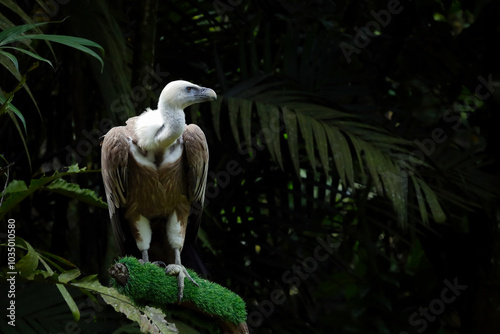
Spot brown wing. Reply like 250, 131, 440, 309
101, 125, 131, 252
182, 124, 209, 240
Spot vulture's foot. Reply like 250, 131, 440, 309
165, 264, 199, 302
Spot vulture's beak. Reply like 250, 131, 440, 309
197, 87, 217, 101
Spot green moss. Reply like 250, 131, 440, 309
110, 257, 247, 328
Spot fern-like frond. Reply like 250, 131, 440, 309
211, 82, 446, 227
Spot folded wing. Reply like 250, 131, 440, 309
183, 124, 209, 241
101, 126, 131, 252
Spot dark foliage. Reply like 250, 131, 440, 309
1, 0, 499, 333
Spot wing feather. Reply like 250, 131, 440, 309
183, 124, 209, 241
101, 126, 131, 251
183, 124, 209, 205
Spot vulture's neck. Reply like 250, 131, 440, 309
134, 106, 186, 152
157, 107, 185, 147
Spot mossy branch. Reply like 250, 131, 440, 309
110, 257, 249, 334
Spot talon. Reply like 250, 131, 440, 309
164, 264, 199, 303
153, 261, 167, 269
185, 270, 199, 287
177, 273, 185, 303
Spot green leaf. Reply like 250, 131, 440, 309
325, 126, 354, 189
15, 237, 39, 279
296, 111, 316, 171
18, 33, 104, 51
0, 21, 51, 45
6, 109, 30, 169
283, 107, 300, 178
0, 55, 41, 118
8, 102, 25, 128
58, 269, 82, 284
419, 180, 446, 223
411, 175, 429, 225
11, 34, 105, 72
73, 275, 178, 334
0, 50, 21, 80
45, 179, 108, 209
312, 119, 329, 177
3, 179, 27, 193
362, 141, 384, 194
0, 93, 26, 132
67, 164, 85, 173
72, 274, 101, 288
56, 284, 80, 322
0, 6, 54, 57
11, 237, 82, 323
0, 50, 18, 71
269, 105, 284, 169
1, 46, 53, 68
347, 134, 366, 179
256, 102, 283, 169
103, 294, 178, 334
380, 162, 407, 225
0, 164, 102, 218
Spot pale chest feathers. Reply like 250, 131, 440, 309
131, 108, 185, 168
159, 137, 184, 165
129, 136, 184, 169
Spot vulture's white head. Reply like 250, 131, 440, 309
158, 80, 217, 111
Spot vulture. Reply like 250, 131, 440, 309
101, 80, 216, 301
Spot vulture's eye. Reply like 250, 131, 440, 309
186, 87, 194, 93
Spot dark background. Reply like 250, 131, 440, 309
1, 0, 499, 333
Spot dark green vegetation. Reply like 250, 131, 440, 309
1, 0, 499, 333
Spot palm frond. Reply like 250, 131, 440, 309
211, 82, 447, 227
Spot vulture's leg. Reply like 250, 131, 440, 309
164, 212, 199, 302
132, 215, 153, 263
165, 248, 199, 302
